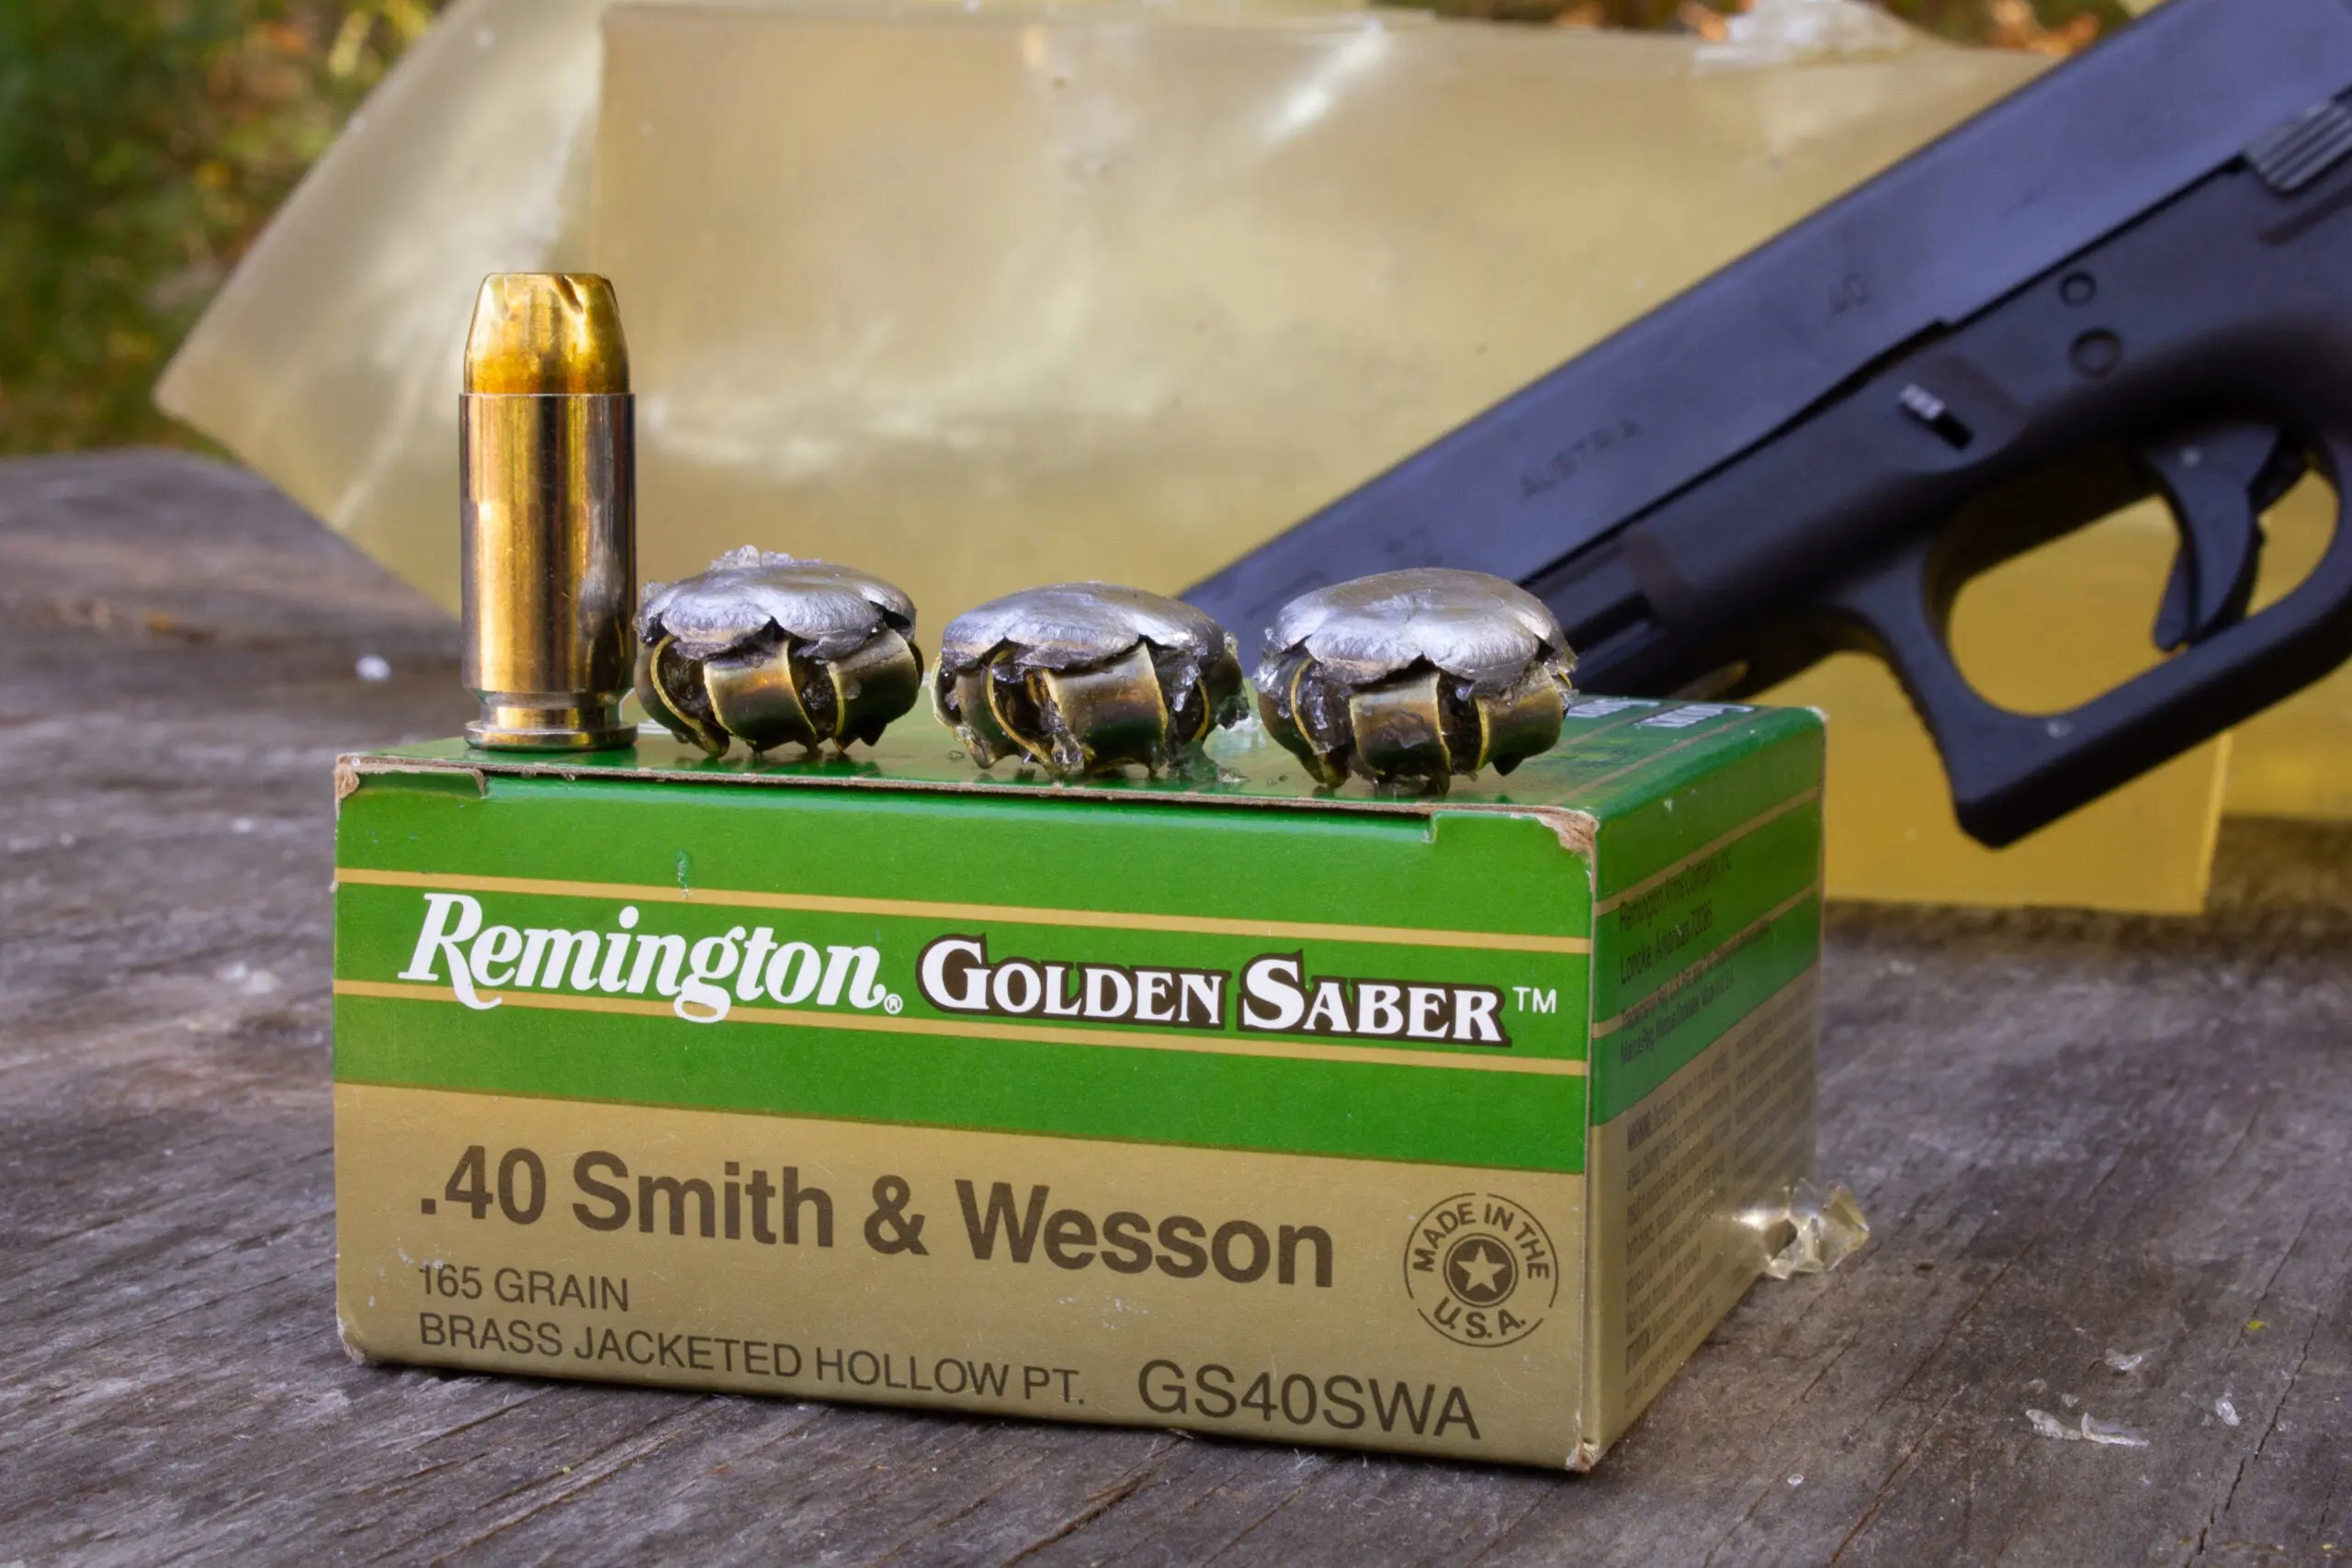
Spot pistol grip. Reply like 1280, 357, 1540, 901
1827, 443, 2352, 847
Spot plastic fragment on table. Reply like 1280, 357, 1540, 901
2081, 1415, 2152, 1448
2215, 1394, 2241, 1427
1759, 1179, 1870, 1280
2027, 1408, 2151, 1447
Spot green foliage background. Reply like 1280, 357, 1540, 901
0, 0, 442, 454
0, 0, 2117, 457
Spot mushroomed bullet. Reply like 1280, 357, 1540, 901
933, 583, 1245, 777
637, 548, 922, 757
1253, 569, 1576, 792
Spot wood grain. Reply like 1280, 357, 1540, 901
2, 450, 2344, 1566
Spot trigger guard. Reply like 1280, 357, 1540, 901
1826, 416, 2352, 847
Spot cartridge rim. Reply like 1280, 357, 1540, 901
465, 704, 638, 752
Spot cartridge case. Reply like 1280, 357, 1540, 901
461, 274, 637, 750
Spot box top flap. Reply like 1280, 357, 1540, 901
347, 699, 1815, 825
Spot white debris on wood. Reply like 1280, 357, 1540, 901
216, 961, 280, 997
2027, 1409, 2151, 1448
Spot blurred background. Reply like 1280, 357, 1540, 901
2, 0, 2121, 459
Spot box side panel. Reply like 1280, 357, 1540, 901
1579, 717, 1824, 1457
1586, 710, 1823, 1121
1579, 973, 1817, 1452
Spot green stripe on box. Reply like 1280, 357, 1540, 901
332, 991, 1590, 1171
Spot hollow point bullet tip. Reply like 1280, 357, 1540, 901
464, 273, 629, 397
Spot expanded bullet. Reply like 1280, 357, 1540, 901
460, 273, 637, 750
637, 547, 924, 759
933, 584, 1245, 777
1252, 569, 1577, 792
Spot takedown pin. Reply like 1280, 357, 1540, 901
459, 274, 638, 750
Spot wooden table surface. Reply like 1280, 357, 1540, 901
4, 449, 2346, 1567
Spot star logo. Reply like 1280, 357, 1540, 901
1402, 1191, 1557, 1348
1446, 1237, 1516, 1307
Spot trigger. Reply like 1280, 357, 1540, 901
2140, 421, 2301, 652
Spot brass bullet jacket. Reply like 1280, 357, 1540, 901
460, 273, 638, 751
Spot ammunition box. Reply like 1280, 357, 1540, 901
332, 699, 1823, 1469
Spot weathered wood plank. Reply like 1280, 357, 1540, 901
0, 449, 2344, 1566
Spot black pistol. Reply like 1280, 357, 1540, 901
1187, 0, 2352, 846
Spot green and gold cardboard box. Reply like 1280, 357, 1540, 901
332, 697, 1823, 1470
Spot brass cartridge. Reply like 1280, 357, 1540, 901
460, 273, 637, 750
